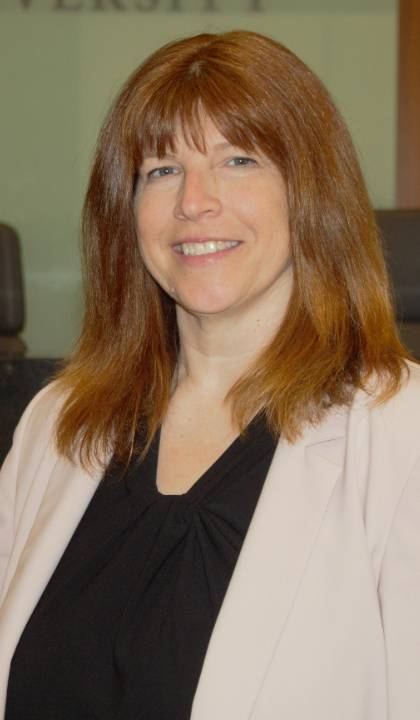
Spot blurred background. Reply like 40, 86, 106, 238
0, 0, 419, 460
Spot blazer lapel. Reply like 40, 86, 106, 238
191, 408, 348, 720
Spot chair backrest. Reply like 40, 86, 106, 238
375, 209, 420, 322
0, 223, 25, 335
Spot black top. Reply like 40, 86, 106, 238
6, 415, 277, 720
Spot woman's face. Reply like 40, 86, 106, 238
135, 115, 291, 321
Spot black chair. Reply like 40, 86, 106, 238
0, 223, 58, 465
0, 223, 25, 358
376, 209, 420, 359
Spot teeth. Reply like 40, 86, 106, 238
176, 241, 240, 256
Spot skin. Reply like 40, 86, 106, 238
134, 115, 293, 492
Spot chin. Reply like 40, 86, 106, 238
176, 293, 239, 318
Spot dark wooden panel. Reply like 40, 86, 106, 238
397, 0, 420, 207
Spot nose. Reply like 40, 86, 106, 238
173, 168, 222, 221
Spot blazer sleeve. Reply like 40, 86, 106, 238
0, 399, 33, 596
0, 385, 59, 598
378, 454, 420, 719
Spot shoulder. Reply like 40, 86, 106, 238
351, 360, 420, 450
0, 381, 67, 491
9, 381, 67, 460
18, 380, 67, 428
348, 360, 420, 479
345, 359, 420, 492
378, 359, 420, 415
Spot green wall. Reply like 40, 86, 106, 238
0, 3, 397, 356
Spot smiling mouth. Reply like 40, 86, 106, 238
173, 240, 241, 256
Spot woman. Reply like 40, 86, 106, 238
0, 30, 419, 720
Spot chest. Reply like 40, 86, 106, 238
156, 406, 241, 495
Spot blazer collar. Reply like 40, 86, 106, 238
191, 406, 348, 719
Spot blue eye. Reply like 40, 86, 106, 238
147, 166, 178, 179
228, 157, 257, 167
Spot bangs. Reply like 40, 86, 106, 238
134, 68, 270, 162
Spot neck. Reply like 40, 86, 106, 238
174, 268, 293, 398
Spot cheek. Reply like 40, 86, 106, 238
137, 237, 161, 281
136, 196, 173, 247
234, 183, 288, 222
135, 204, 159, 259
135, 214, 173, 290
135, 201, 149, 241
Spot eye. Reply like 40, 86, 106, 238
227, 156, 258, 168
146, 165, 180, 180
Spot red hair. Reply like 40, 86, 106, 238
54, 30, 412, 468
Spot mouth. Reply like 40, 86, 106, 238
173, 240, 242, 256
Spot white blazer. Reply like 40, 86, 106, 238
1, 363, 420, 720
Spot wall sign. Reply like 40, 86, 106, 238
16, 0, 264, 10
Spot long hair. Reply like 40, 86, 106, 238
55, 30, 411, 468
